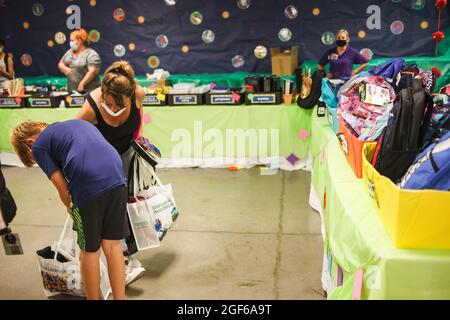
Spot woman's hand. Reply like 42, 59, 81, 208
77, 82, 85, 93
63, 67, 72, 77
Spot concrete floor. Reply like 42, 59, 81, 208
0, 166, 324, 300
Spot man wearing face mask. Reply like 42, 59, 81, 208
58, 28, 101, 93
318, 29, 368, 80
0, 39, 14, 90
76, 60, 147, 286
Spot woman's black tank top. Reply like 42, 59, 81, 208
86, 93, 140, 155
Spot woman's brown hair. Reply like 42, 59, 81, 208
11, 121, 48, 167
101, 60, 136, 109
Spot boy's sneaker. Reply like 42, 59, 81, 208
125, 265, 145, 286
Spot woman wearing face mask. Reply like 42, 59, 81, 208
58, 28, 101, 93
0, 39, 14, 90
318, 29, 368, 80
76, 60, 147, 285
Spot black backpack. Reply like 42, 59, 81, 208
296, 70, 324, 109
395, 64, 419, 94
372, 78, 433, 182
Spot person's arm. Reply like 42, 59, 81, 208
135, 84, 146, 137
58, 58, 72, 77
0, 54, 14, 80
49, 170, 70, 208
352, 49, 369, 77
318, 50, 333, 79
77, 65, 100, 93
352, 63, 368, 76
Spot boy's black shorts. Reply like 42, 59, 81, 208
71, 186, 129, 253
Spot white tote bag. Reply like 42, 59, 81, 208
37, 215, 112, 299
127, 153, 179, 250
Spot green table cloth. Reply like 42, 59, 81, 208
310, 110, 450, 300
0, 105, 313, 170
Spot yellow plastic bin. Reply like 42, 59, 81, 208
362, 143, 450, 250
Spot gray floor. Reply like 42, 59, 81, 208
0, 166, 324, 300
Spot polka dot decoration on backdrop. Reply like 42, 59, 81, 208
202, 30, 215, 44
47, 40, 54, 48
113, 8, 125, 22
182, 45, 190, 53
128, 43, 136, 51
411, 0, 426, 10
360, 48, 374, 60
165, 0, 176, 6
237, 0, 250, 10
420, 21, 429, 29
32, 3, 44, 16
148, 56, 160, 69
114, 44, 126, 57
90, 0, 96, 7
23, 21, 30, 29
21, 53, 32, 66
390, 20, 404, 35
278, 28, 292, 42
65, 6, 73, 14
54, 32, 66, 45
358, 30, 366, 39
284, 5, 298, 19
321, 32, 335, 45
88, 29, 100, 43
254, 45, 267, 59
232, 55, 245, 68
155, 35, 169, 48
138, 16, 145, 24
312, 8, 320, 16
222, 11, 230, 19
190, 11, 203, 25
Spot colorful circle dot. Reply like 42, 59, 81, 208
358, 30, 366, 39
47, 40, 54, 47
222, 11, 230, 19
23, 21, 30, 29
420, 21, 429, 29
182, 45, 189, 53
312, 8, 320, 16
138, 16, 145, 24
128, 43, 136, 51
90, 0, 96, 7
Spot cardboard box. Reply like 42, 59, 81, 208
270, 46, 299, 76
143, 94, 167, 106
0, 96, 28, 108
245, 92, 282, 105
362, 143, 450, 250
168, 94, 204, 106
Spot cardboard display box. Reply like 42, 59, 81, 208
245, 92, 282, 105
362, 143, 450, 250
0, 96, 28, 108
65, 95, 86, 108
143, 94, 167, 106
168, 93, 204, 106
270, 46, 299, 76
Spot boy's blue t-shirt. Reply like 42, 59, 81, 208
32, 119, 126, 207
318, 46, 368, 80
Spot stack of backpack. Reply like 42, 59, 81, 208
372, 78, 434, 182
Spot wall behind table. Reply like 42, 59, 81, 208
0, 0, 448, 77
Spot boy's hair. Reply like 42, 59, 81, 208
101, 60, 136, 109
70, 28, 90, 45
11, 121, 48, 167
